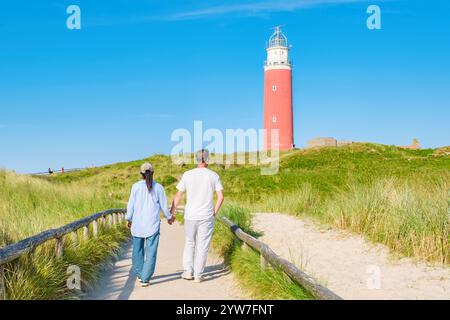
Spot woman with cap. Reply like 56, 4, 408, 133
125, 162, 175, 287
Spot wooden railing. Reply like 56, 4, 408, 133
0, 208, 126, 300
219, 216, 343, 300
0, 207, 342, 300
175, 206, 341, 300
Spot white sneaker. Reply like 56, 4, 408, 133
141, 282, 150, 287
181, 271, 193, 280
194, 276, 203, 283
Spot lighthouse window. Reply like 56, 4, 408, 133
272, 116, 277, 123
272, 85, 277, 91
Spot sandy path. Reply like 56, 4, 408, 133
253, 213, 450, 300
87, 221, 245, 300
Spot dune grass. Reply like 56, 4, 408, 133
5, 228, 128, 300
0, 170, 128, 299
243, 177, 449, 264
323, 178, 449, 263
0, 170, 121, 245
212, 205, 313, 300
219, 144, 449, 264
39, 143, 449, 265
1, 142, 448, 299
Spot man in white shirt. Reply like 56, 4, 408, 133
171, 149, 224, 283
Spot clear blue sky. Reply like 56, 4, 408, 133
1, 0, 449, 173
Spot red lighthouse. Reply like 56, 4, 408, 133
263, 27, 294, 150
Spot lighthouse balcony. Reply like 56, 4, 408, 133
264, 60, 292, 67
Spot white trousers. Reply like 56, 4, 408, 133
183, 216, 215, 278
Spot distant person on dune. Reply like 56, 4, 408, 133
126, 162, 175, 287
171, 149, 225, 283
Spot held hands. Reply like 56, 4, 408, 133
126, 214, 174, 227
167, 206, 176, 225
168, 214, 176, 225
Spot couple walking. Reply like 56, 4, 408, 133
125, 149, 224, 287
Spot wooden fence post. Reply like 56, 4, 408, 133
260, 254, 269, 270
83, 225, 89, 240
112, 213, 117, 226
72, 231, 78, 244
56, 237, 63, 258
108, 215, 112, 228
93, 220, 98, 238
0, 265, 5, 300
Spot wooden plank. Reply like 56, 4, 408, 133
71, 231, 78, 244
219, 216, 343, 300
93, 220, 98, 238
56, 237, 63, 258
0, 208, 126, 265
260, 253, 269, 269
83, 226, 89, 240
220, 217, 263, 251
261, 244, 342, 300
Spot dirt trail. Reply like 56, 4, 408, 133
87, 221, 245, 300
253, 213, 450, 300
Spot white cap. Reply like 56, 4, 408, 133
140, 162, 153, 174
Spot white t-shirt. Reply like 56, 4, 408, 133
176, 168, 223, 220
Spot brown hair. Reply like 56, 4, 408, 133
141, 170, 153, 192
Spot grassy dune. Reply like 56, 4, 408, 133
0, 170, 123, 245
2, 143, 448, 298
45, 143, 449, 264
244, 177, 449, 263
233, 145, 449, 264
0, 170, 128, 299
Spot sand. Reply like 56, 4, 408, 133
253, 212, 450, 300
87, 220, 245, 300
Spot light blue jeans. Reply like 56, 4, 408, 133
131, 231, 160, 283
